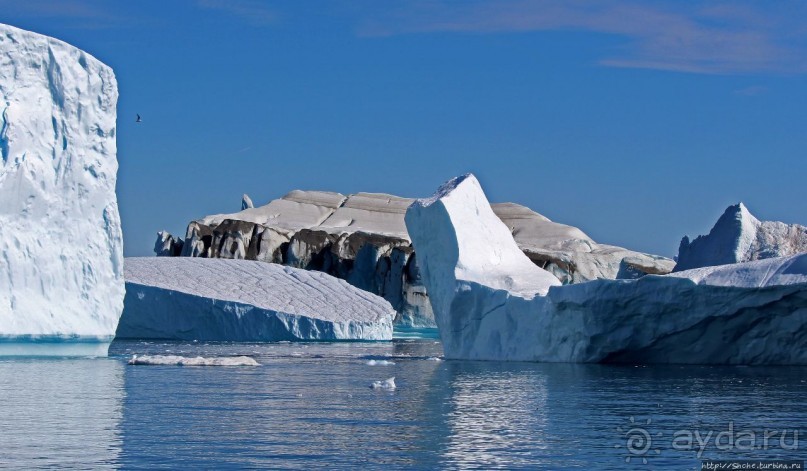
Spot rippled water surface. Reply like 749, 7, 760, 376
0, 339, 805, 469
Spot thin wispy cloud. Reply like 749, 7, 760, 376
0, 0, 106, 18
734, 85, 768, 96
196, 0, 277, 26
356, 0, 807, 75
0, 0, 161, 30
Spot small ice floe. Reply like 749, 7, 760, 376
128, 354, 260, 366
366, 359, 395, 366
370, 377, 396, 390
425, 357, 443, 362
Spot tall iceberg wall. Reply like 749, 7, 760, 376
0, 24, 123, 355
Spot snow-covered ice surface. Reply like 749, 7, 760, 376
198, 191, 412, 240
675, 203, 807, 271
197, 190, 346, 229
665, 254, 807, 288
128, 354, 260, 366
0, 24, 123, 355
317, 192, 413, 238
492, 202, 674, 283
406, 174, 807, 365
119, 257, 394, 341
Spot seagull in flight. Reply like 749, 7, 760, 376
136, 114, 142, 123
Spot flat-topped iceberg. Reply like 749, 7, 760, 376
118, 257, 394, 341
0, 24, 123, 355
405, 174, 807, 365
170, 190, 432, 326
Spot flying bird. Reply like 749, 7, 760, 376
136, 114, 142, 123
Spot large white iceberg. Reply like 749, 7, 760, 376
405, 174, 807, 364
118, 257, 394, 341
0, 24, 123, 355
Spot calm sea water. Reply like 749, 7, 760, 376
0, 338, 805, 470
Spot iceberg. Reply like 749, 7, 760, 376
675, 202, 807, 271
178, 190, 434, 326
405, 174, 807, 365
0, 24, 123, 355
118, 257, 394, 341
160, 186, 673, 327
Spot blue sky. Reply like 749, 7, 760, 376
2, 0, 806, 257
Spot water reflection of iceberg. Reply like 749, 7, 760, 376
441, 363, 549, 469
0, 358, 123, 468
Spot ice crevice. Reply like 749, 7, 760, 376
0, 105, 8, 163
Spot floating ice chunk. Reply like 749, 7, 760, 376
128, 354, 260, 366
366, 360, 396, 366
370, 377, 396, 390
425, 357, 443, 362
